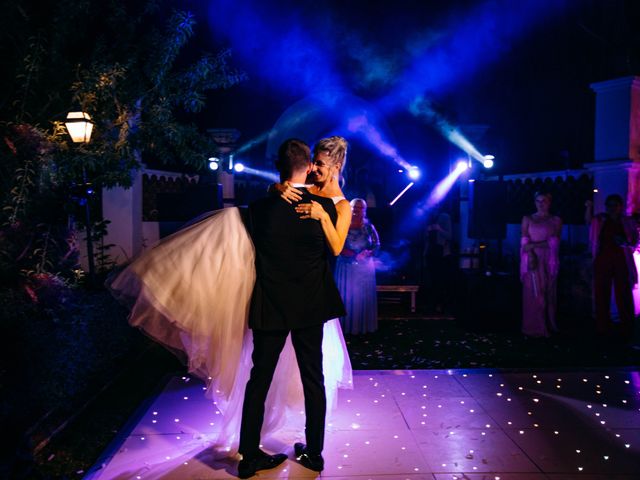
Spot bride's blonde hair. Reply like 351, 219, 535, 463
313, 136, 348, 173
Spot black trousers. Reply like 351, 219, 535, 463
238, 324, 326, 457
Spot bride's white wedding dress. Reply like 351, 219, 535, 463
109, 206, 352, 454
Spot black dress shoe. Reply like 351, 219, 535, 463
237, 450, 287, 478
294, 442, 324, 472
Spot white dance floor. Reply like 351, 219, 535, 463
85, 369, 640, 479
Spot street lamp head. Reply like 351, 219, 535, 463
65, 111, 94, 143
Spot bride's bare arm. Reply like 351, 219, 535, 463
268, 181, 303, 204
296, 199, 351, 255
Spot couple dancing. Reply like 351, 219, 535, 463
109, 136, 352, 478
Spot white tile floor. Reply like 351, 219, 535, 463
85, 369, 640, 479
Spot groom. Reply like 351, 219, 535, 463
237, 138, 345, 478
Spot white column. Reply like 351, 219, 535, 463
220, 171, 235, 207
589, 76, 640, 214
588, 76, 640, 316
102, 170, 143, 264
584, 160, 639, 214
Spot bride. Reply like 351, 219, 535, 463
108, 136, 352, 455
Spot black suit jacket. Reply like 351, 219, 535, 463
247, 189, 345, 330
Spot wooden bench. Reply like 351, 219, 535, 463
376, 285, 419, 313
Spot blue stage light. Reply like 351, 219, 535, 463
408, 166, 421, 180
233, 162, 245, 173
483, 155, 495, 169
456, 160, 469, 171
208, 157, 220, 171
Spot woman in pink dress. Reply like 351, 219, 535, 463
520, 191, 563, 337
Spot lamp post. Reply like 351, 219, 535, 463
64, 111, 96, 285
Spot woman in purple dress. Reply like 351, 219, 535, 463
335, 198, 380, 334
520, 191, 562, 337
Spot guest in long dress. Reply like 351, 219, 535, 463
589, 194, 639, 339
335, 198, 380, 334
520, 191, 562, 337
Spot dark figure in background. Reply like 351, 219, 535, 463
589, 194, 639, 340
335, 198, 380, 334
238, 139, 345, 478
348, 167, 378, 208
520, 191, 562, 337
423, 207, 454, 314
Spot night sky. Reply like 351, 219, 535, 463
2, 0, 638, 188
182, 0, 639, 182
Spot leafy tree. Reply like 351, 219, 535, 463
0, 0, 245, 288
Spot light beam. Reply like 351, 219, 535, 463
389, 182, 415, 206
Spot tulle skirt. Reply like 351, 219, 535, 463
108, 207, 352, 454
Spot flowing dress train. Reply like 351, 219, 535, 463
108, 207, 352, 454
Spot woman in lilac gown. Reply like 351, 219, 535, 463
334, 198, 380, 334
520, 191, 563, 337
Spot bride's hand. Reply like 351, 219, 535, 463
295, 200, 327, 221
274, 181, 303, 204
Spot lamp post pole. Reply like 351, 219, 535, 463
81, 166, 96, 285
65, 111, 96, 286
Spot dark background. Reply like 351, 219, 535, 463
186, 0, 640, 179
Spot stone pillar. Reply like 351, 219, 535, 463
587, 76, 640, 317
102, 169, 143, 264
208, 128, 240, 206
587, 76, 640, 214
219, 171, 236, 207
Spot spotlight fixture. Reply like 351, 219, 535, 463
408, 166, 421, 180
483, 154, 495, 169
208, 157, 220, 171
456, 160, 469, 171
233, 162, 245, 173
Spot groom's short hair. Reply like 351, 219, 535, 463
276, 139, 310, 179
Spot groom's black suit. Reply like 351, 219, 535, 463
239, 188, 345, 457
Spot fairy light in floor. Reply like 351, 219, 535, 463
96, 370, 640, 478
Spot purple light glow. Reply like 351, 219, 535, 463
240, 167, 279, 182
410, 98, 487, 164
408, 167, 421, 180
348, 114, 412, 170
418, 161, 468, 212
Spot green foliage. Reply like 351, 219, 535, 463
92, 219, 117, 274
0, 0, 245, 287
